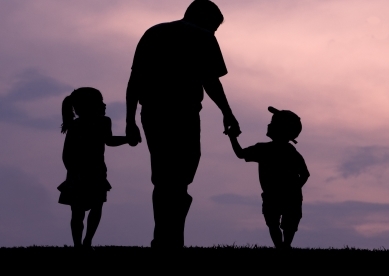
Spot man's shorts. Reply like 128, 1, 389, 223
141, 106, 201, 186
261, 193, 302, 232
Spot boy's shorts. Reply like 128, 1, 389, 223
261, 193, 302, 232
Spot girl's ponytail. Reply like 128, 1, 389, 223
61, 94, 75, 134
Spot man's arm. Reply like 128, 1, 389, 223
203, 78, 241, 137
126, 70, 142, 146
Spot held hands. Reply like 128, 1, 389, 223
126, 123, 142, 147
223, 113, 241, 138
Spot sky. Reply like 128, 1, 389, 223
1, 0, 389, 249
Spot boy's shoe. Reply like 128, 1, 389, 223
82, 243, 96, 253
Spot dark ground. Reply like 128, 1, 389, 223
1, 246, 387, 274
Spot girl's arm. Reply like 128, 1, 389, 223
104, 117, 129, 147
106, 136, 129, 147
228, 134, 245, 159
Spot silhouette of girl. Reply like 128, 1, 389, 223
58, 87, 128, 249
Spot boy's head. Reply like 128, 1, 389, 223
266, 106, 302, 144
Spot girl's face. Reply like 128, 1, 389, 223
92, 93, 106, 116
83, 92, 106, 117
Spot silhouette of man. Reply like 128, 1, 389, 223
126, 0, 241, 248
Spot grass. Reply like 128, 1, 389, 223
1, 245, 388, 273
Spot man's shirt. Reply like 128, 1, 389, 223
131, 20, 227, 111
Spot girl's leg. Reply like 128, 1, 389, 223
71, 205, 86, 248
83, 202, 104, 247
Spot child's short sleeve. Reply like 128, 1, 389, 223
242, 143, 263, 163
296, 152, 310, 178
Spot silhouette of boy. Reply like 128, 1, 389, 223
227, 106, 310, 249
126, 0, 241, 248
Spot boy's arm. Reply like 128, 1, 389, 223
228, 135, 245, 159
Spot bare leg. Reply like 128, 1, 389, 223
283, 230, 296, 248
71, 206, 85, 248
269, 226, 283, 249
83, 203, 103, 247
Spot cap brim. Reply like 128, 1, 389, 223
268, 106, 279, 114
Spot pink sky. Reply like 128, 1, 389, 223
1, 0, 389, 248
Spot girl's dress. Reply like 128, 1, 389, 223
58, 116, 112, 210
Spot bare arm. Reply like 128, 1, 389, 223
203, 78, 241, 137
106, 136, 129, 147
126, 70, 139, 125
228, 134, 245, 159
126, 70, 142, 146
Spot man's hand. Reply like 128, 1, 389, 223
126, 123, 142, 147
223, 113, 241, 137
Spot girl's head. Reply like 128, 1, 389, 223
61, 87, 106, 133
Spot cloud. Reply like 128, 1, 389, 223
106, 101, 126, 121
210, 193, 389, 247
0, 165, 65, 246
337, 146, 389, 178
211, 193, 260, 206
5, 69, 72, 103
0, 69, 72, 130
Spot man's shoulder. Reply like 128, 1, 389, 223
146, 20, 214, 38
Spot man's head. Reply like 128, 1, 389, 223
266, 106, 302, 144
183, 0, 224, 32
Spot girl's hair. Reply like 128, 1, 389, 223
184, 0, 224, 28
61, 87, 101, 134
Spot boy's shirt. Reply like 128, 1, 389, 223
242, 141, 309, 199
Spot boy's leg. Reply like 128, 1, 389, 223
263, 212, 283, 249
283, 231, 296, 248
280, 202, 302, 249
83, 202, 104, 247
71, 205, 85, 248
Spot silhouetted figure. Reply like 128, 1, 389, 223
126, 0, 241, 248
227, 107, 310, 249
58, 87, 128, 250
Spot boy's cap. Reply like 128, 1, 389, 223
268, 106, 302, 144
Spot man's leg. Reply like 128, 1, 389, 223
151, 185, 192, 248
142, 108, 200, 248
